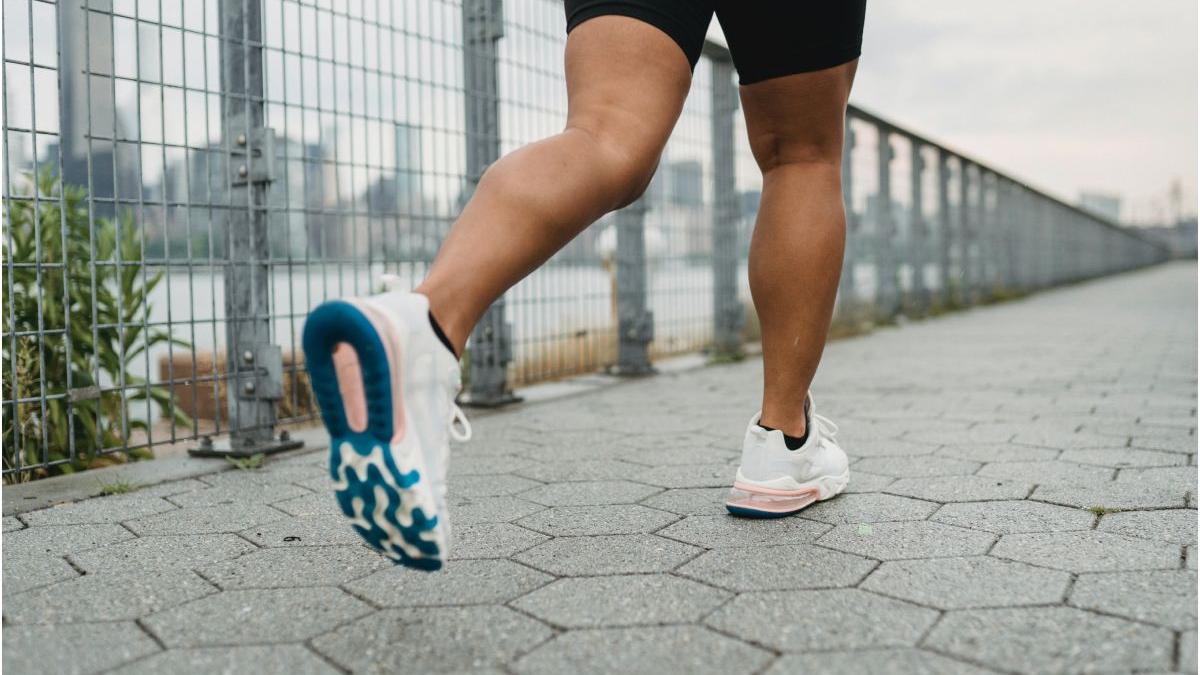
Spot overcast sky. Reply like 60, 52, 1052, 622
840, 1, 1196, 224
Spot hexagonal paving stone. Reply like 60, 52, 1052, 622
931, 500, 1095, 534
924, 606, 1174, 673
449, 522, 548, 559
637, 463, 736, 489
677, 544, 875, 592
977, 460, 1114, 486
313, 606, 552, 673
19, 494, 178, 526
3, 570, 215, 624
640, 488, 729, 515
448, 474, 542, 498
1011, 429, 1116, 450
861, 556, 1070, 609
657, 514, 828, 547
68, 533, 257, 573
238, 514, 364, 547
2, 516, 24, 532
167, 483, 310, 508
516, 504, 678, 536
1182, 629, 1198, 673
448, 454, 534, 476
1098, 509, 1198, 544
515, 534, 700, 576
515, 459, 646, 482
520, 480, 661, 506
344, 559, 551, 607
271, 491, 341, 517
764, 648, 995, 675
843, 471, 896, 493
144, 587, 372, 647
109, 645, 339, 675
199, 545, 389, 589
124, 503, 288, 536
448, 495, 545, 525
885, 475, 1032, 502
937, 443, 1060, 463
1060, 448, 1188, 468
802, 493, 938, 525
615, 444, 737, 467
3, 523, 134, 557
3, 554, 78, 595
853, 456, 981, 478
706, 588, 937, 651
991, 531, 1180, 572
513, 625, 771, 675
844, 438, 936, 458
513, 575, 730, 628
817, 521, 994, 560
3, 621, 160, 675
1116, 465, 1198, 493
1031, 481, 1188, 511
1070, 570, 1197, 630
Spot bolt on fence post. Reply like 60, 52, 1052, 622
710, 56, 743, 359
613, 196, 654, 375
461, 0, 519, 407
937, 149, 954, 307
193, 0, 300, 458
875, 126, 900, 319
837, 118, 859, 318
908, 140, 928, 314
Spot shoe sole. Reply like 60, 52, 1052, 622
302, 300, 444, 571
725, 470, 850, 518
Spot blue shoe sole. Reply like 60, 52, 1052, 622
302, 300, 443, 571
725, 504, 803, 519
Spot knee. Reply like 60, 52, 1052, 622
749, 128, 844, 175
569, 126, 661, 210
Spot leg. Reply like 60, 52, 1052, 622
743, 61, 858, 437
415, 16, 692, 354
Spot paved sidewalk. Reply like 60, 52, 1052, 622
4, 263, 1197, 675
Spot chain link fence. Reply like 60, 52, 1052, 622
3, 0, 1169, 479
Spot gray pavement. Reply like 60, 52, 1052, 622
4, 262, 1197, 675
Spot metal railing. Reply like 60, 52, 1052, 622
2, 0, 1169, 479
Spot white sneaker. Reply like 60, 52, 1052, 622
726, 395, 849, 517
302, 286, 470, 570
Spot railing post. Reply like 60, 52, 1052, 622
710, 56, 743, 358
838, 119, 858, 314
193, 0, 300, 458
977, 171, 992, 298
908, 141, 928, 314
958, 160, 974, 305
937, 149, 953, 306
875, 126, 900, 318
613, 197, 654, 375
461, 0, 519, 407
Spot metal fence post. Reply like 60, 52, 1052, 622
908, 141, 928, 314
958, 160, 974, 305
462, 0, 519, 407
711, 56, 743, 358
613, 197, 654, 374
838, 119, 858, 312
193, 0, 300, 458
937, 149, 953, 306
875, 126, 900, 319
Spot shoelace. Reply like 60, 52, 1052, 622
811, 411, 838, 441
449, 402, 473, 442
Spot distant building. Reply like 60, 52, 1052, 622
1078, 191, 1122, 222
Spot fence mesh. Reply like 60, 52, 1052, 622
2, 0, 1169, 479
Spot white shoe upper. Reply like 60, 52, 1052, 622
362, 283, 470, 534
735, 396, 848, 493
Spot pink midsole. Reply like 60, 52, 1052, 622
731, 480, 820, 497
334, 299, 406, 444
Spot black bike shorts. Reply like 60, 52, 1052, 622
564, 0, 866, 84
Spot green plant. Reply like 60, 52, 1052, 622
226, 453, 266, 470
97, 479, 137, 496
3, 169, 190, 482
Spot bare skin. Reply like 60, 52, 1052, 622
416, 16, 857, 439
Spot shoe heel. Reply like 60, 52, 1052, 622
725, 481, 820, 518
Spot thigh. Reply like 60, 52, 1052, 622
562, 14, 695, 162
716, 1, 866, 85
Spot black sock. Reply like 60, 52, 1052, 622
758, 423, 808, 450
428, 311, 458, 358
